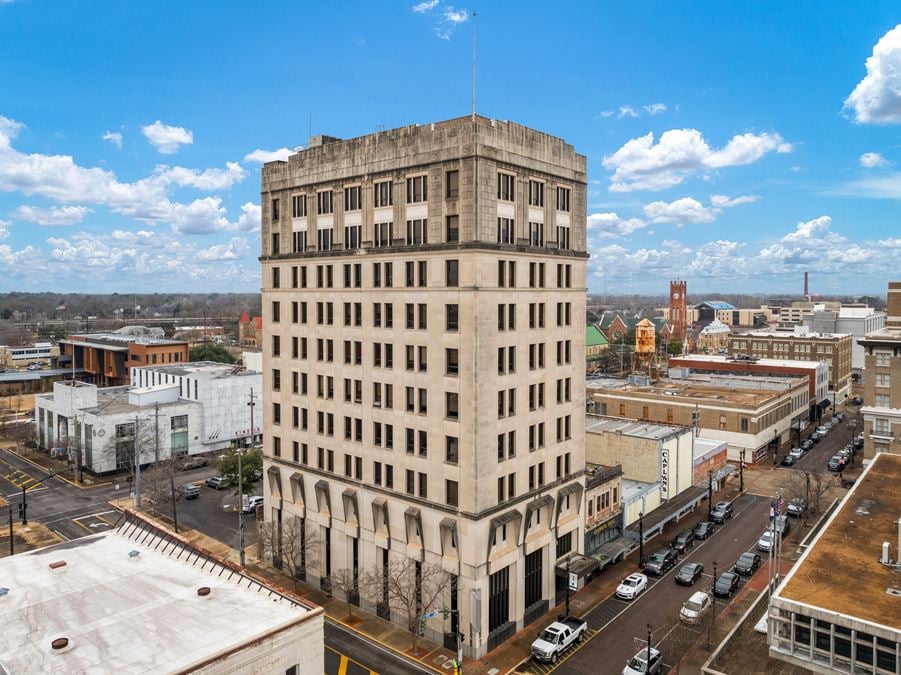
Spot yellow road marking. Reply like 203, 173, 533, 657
71, 517, 95, 533
95, 513, 116, 526
325, 645, 378, 675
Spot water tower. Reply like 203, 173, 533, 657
633, 318, 658, 374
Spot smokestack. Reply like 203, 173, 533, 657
804, 272, 809, 300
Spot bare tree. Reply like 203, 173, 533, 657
142, 453, 193, 533
331, 567, 361, 618
364, 558, 451, 656
258, 515, 319, 591
781, 469, 836, 519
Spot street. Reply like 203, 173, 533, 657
790, 403, 862, 476
541, 494, 773, 675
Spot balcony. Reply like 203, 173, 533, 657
870, 431, 895, 443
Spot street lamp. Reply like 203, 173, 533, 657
707, 471, 713, 520
772, 429, 779, 466
638, 511, 645, 568
739, 449, 746, 493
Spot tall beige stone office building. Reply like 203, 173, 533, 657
859, 281, 901, 459
259, 116, 587, 657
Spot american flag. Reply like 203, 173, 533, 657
776, 494, 785, 515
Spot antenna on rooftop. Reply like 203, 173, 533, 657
471, 10, 477, 119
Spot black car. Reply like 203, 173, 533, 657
644, 549, 678, 576
786, 498, 807, 518
781, 454, 797, 467
809, 431, 821, 442
675, 562, 704, 586
693, 521, 715, 540
734, 552, 761, 576
714, 571, 741, 598
827, 455, 846, 472
710, 501, 734, 523
801, 439, 814, 451
671, 530, 696, 554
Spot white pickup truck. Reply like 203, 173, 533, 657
530, 616, 588, 663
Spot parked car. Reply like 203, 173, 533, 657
241, 495, 264, 513
616, 573, 649, 600
714, 571, 741, 598
693, 521, 716, 540
835, 412, 844, 421
531, 616, 588, 663
789, 447, 804, 459
205, 475, 231, 490
250, 468, 263, 482
816, 425, 829, 435
680, 591, 712, 625
787, 499, 807, 517
801, 439, 814, 451
177, 483, 200, 499
774, 515, 790, 536
181, 455, 208, 470
734, 552, 761, 575
757, 530, 775, 552
675, 562, 704, 586
809, 431, 822, 442
671, 530, 696, 554
710, 501, 734, 523
644, 549, 678, 576
827, 455, 846, 472
851, 396, 862, 406
622, 646, 663, 675
781, 454, 798, 467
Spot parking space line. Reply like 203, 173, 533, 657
324, 645, 379, 675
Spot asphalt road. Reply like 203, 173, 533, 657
324, 621, 436, 675
789, 404, 862, 476
548, 493, 772, 675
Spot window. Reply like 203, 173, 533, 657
556, 186, 571, 212
406, 219, 427, 245
875, 352, 891, 367
529, 221, 545, 247
446, 480, 459, 507
556, 223, 570, 250
406, 175, 428, 203
271, 198, 280, 222
445, 215, 459, 242
418, 472, 427, 499
446, 436, 458, 464
317, 227, 333, 251
293, 228, 307, 253
446, 304, 459, 331
344, 224, 361, 250
417, 260, 427, 287
374, 180, 393, 207
497, 172, 515, 201
272, 369, 281, 391
317, 190, 333, 215
446, 348, 459, 376
446, 259, 459, 287
876, 373, 891, 387
374, 222, 393, 247
270, 232, 280, 255
272, 335, 281, 357
406, 470, 415, 495
876, 394, 890, 407
446, 170, 459, 198
344, 186, 361, 211
446, 392, 459, 420
272, 301, 280, 322
497, 217, 514, 244
528, 180, 544, 207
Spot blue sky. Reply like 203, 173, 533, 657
1, 1, 899, 296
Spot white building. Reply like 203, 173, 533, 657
0, 342, 58, 367
130, 362, 263, 449
804, 305, 886, 377
0, 511, 324, 674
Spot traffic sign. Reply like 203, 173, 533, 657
423, 610, 439, 620
568, 572, 578, 592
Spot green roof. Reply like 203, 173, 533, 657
586, 325, 609, 347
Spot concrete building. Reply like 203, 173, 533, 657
804, 305, 886, 378
583, 463, 623, 557
259, 116, 587, 656
60, 327, 189, 386
728, 326, 852, 398
172, 325, 227, 345
239, 310, 263, 349
669, 280, 688, 342
858, 281, 901, 459
0, 342, 59, 368
668, 354, 830, 421
587, 373, 810, 463
697, 319, 731, 353
0, 511, 324, 674
768, 452, 901, 674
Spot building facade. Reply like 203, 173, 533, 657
239, 310, 263, 349
728, 327, 852, 397
858, 282, 901, 459
583, 463, 623, 557
259, 116, 587, 657
0, 342, 59, 367
804, 306, 886, 377
697, 319, 731, 353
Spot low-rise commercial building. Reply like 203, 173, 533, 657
768, 452, 901, 674
697, 319, 731, 353
858, 281, 901, 459
586, 325, 609, 372
0, 342, 59, 367
0, 511, 324, 674
728, 327, 852, 398
583, 463, 623, 557
60, 327, 189, 386
804, 305, 886, 377
587, 373, 810, 463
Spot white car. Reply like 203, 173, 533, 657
816, 425, 829, 435
680, 591, 712, 625
241, 495, 264, 513
789, 447, 804, 459
615, 573, 648, 600
623, 646, 663, 675
757, 530, 775, 552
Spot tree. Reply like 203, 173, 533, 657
216, 446, 262, 496
189, 343, 236, 364
781, 469, 835, 520
142, 453, 194, 533
331, 567, 361, 618
258, 515, 319, 590
667, 340, 683, 356
363, 558, 451, 656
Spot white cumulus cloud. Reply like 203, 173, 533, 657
197, 237, 251, 262
10, 204, 91, 226
602, 128, 792, 192
154, 162, 246, 190
141, 120, 194, 154
587, 212, 647, 238
643, 197, 716, 225
412, 0, 438, 11
845, 25, 901, 124
244, 147, 293, 163
102, 131, 123, 149
643, 103, 667, 115
709, 194, 761, 208
859, 152, 888, 168
0, 219, 9, 240
618, 106, 639, 118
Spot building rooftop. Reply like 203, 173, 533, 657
585, 414, 684, 441
0, 512, 320, 673
671, 354, 823, 371
696, 301, 736, 310
859, 325, 901, 345
63, 332, 184, 346
134, 361, 260, 380
838, 306, 882, 319
586, 325, 609, 347
777, 453, 901, 631
737, 328, 850, 340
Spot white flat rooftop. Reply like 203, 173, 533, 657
585, 414, 684, 441
672, 354, 823, 370
134, 361, 259, 380
0, 514, 318, 674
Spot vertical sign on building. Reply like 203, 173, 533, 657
660, 446, 670, 499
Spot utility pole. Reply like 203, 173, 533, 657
133, 415, 142, 509
638, 511, 645, 567
240, 388, 257, 567
739, 448, 745, 493
153, 402, 160, 463
707, 471, 713, 520
646, 624, 653, 670
565, 554, 571, 617
708, 560, 718, 648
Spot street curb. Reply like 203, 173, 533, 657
324, 615, 446, 675
4, 448, 112, 489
